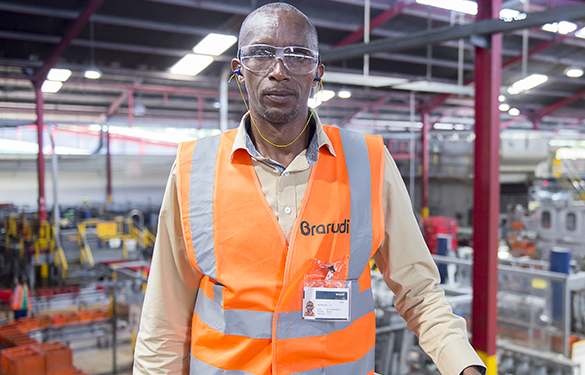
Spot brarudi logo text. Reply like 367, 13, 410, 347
300, 219, 350, 236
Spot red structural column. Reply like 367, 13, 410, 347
35, 86, 47, 221
421, 110, 430, 218
472, 0, 501, 373
106, 128, 112, 204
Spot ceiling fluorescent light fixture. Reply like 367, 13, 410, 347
170, 54, 214, 76
320, 90, 336, 102
507, 74, 548, 95
308, 89, 336, 108
576, 27, 585, 39
542, 21, 577, 35
434, 123, 454, 130
193, 33, 237, 56
338, 89, 352, 99
508, 108, 520, 116
84, 68, 102, 79
558, 21, 577, 34
499, 103, 510, 112
415, 0, 477, 15
41, 80, 63, 93
322, 72, 407, 87
499, 9, 526, 22
47, 68, 72, 82
393, 80, 474, 95
565, 67, 584, 78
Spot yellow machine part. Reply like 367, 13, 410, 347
97, 222, 119, 240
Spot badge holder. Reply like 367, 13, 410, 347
302, 258, 351, 321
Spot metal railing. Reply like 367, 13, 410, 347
433, 254, 585, 358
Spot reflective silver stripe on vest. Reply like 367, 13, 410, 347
276, 283, 374, 339
339, 129, 373, 280
195, 283, 373, 340
189, 135, 221, 279
291, 346, 375, 375
195, 287, 274, 339
190, 355, 254, 375
190, 338, 375, 375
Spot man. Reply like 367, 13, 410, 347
12, 275, 31, 320
134, 3, 485, 375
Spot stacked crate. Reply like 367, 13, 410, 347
0, 307, 111, 375
1, 342, 72, 375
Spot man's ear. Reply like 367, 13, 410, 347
312, 64, 325, 88
231, 59, 245, 83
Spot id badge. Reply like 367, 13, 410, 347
302, 281, 351, 321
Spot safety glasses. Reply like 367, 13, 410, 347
239, 44, 320, 75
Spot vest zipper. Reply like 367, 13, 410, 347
270, 162, 319, 375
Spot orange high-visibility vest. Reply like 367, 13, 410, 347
12, 285, 31, 311
177, 125, 385, 375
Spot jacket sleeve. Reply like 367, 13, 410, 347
133, 163, 202, 375
373, 149, 485, 375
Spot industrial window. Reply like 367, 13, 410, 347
542, 211, 551, 229
566, 213, 577, 231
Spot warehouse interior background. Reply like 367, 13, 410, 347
1, 0, 585, 374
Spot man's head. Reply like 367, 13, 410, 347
232, 3, 324, 126
238, 3, 318, 51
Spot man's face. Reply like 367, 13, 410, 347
232, 10, 324, 126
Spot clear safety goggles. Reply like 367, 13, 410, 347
239, 44, 320, 75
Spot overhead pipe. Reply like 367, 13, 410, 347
106, 127, 112, 204
420, 111, 430, 218
49, 125, 63, 253
408, 91, 415, 206
128, 90, 134, 127
521, 0, 530, 77
198, 95, 203, 129
34, 86, 47, 221
457, 13, 465, 87
363, 0, 370, 76
219, 66, 230, 132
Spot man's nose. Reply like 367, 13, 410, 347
268, 58, 289, 80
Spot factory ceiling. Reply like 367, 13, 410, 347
1, 0, 585, 134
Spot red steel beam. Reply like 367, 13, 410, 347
31, 0, 106, 86
472, 0, 501, 373
97, 90, 130, 123
535, 88, 585, 122
333, 1, 409, 47
31, 0, 105, 220
348, 96, 390, 122
420, 111, 430, 218
107, 90, 130, 117
502, 35, 568, 69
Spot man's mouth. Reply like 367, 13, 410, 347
263, 90, 296, 102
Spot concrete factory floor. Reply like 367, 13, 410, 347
72, 342, 134, 375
